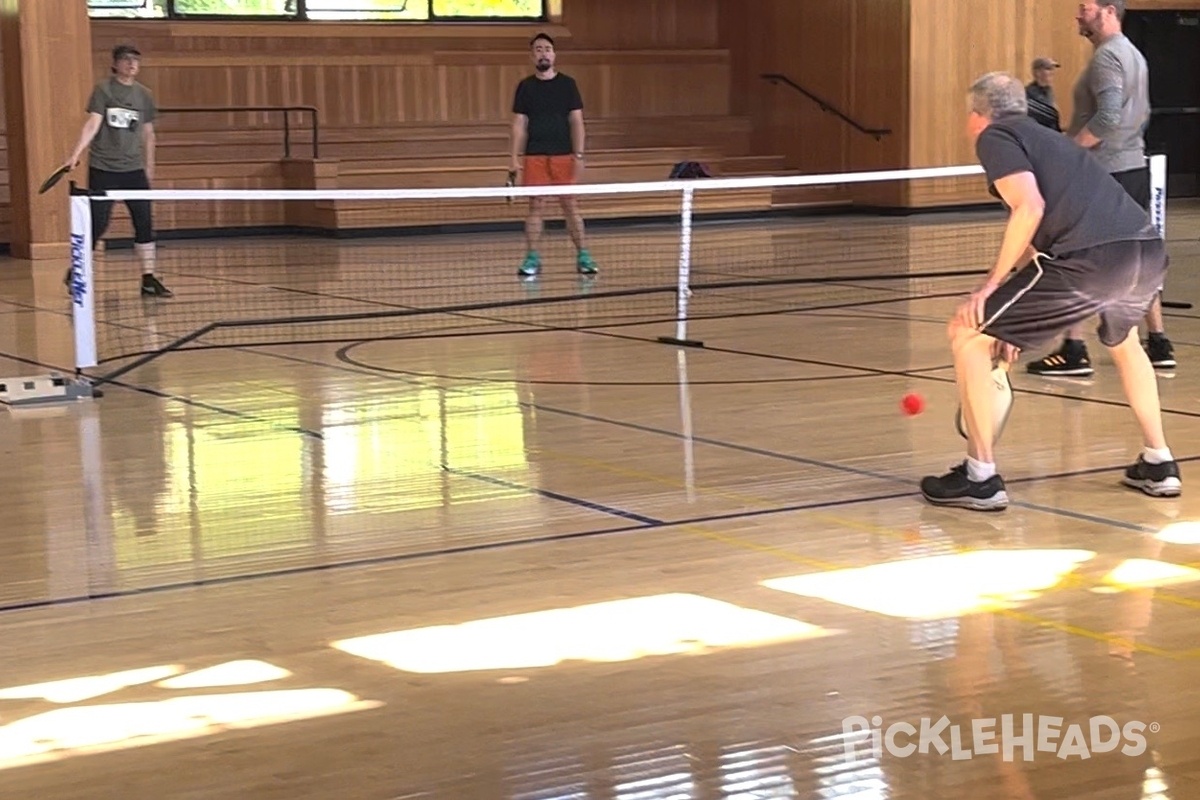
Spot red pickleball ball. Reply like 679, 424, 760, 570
900, 392, 924, 416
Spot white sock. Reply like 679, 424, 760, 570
135, 242, 157, 276
966, 456, 996, 482
1143, 447, 1173, 465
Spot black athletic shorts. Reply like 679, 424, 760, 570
979, 238, 1169, 351
89, 167, 155, 246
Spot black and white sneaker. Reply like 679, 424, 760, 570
141, 274, 173, 298
920, 462, 1009, 511
1145, 335, 1176, 370
1122, 456, 1181, 497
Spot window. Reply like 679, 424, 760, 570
86, 0, 545, 20
87, 0, 167, 18
172, 0, 293, 14
432, 0, 542, 17
303, 0, 426, 21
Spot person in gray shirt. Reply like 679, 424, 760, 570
63, 44, 171, 298
1025, 0, 1174, 377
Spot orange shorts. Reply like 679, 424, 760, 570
522, 154, 577, 187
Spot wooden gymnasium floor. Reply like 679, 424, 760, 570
2, 203, 1200, 799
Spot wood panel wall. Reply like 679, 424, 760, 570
561, 0, 719, 49
1129, 0, 1200, 8
900, 0, 1200, 206
2, 0, 1193, 251
720, 0, 908, 176
89, 0, 725, 134
1, 0, 93, 259
719, 0, 1197, 208
718, 0, 908, 206
906, 0, 1093, 205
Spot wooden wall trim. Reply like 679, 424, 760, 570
1128, 0, 1200, 8
118, 50, 730, 69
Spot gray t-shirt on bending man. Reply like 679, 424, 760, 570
1068, 33, 1150, 175
86, 78, 157, 173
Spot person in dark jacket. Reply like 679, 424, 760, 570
1025, 56, 1062, 131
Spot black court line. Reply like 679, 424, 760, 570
0, 349, 324, 440
0, 489, 919, 615
80, 306, 1189, 541
445, 467, 661, 526
12, 275, 1180, 574
577, 328, 1200, 421
1, 326, 1176, 612
304, 345, 1185, 534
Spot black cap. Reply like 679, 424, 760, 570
112, 43, 141, 60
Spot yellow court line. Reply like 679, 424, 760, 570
535, 446, 1200, 659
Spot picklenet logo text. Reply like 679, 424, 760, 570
842, 714, 1157, 762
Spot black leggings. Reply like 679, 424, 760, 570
89, 167, 155, 245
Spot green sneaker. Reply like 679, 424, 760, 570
576, 248, 598, 275
518, 251, 541, 277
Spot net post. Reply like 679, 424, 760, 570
69, 187, 99, 374
656, 185, 705, 348
1150, 153, 1193, 310
1149, 153, 1167, 238
676, 348, 697, 503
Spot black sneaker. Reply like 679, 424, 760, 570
1145, 335, 1176, 370
141, 274, 173, 298
1122, 456, 1181, 497
1026, 339, 1093, 377
920, 462, 1009, 511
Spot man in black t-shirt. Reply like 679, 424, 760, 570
510, 33, 597, 278
920, 72, 1180, 511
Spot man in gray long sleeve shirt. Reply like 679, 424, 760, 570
1026, 0, 1177, 377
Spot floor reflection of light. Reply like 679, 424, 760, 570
721, 742, 796, 799
157, 659, 291, 689
0, 666, 184, 704
804, 730, 889, 799
331, 593, 836, 674
1154, 521, 1200, 546
1142, 759, 1173, 799
762, 550, 1096, 619
0, 662, 381, 771
613, 744, 695, 800
1097, 559, 1200, 591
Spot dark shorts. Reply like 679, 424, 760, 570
980, 238, 1169, 351
89, 167, 154, 245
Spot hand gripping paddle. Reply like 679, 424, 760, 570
39, 165, 72, 194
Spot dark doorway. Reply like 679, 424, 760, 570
1125, 9, 1200, 197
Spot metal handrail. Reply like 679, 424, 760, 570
760, 73, 891, 140
159, 105, 321, 159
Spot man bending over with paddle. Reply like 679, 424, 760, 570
63, 43, 171, 298
920, 72, 1179, 511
